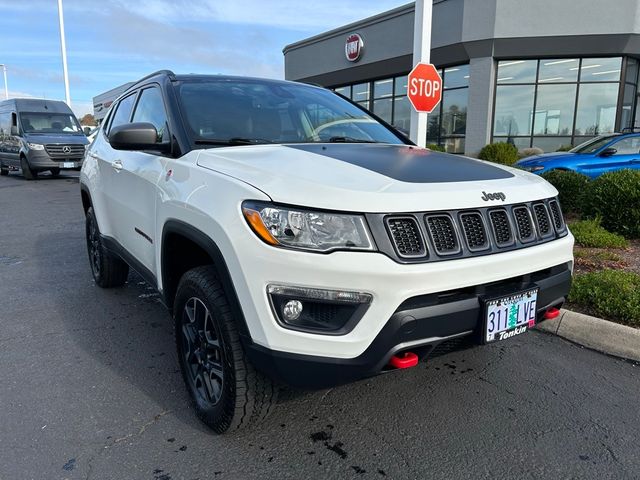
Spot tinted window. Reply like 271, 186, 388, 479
570, 135, 618, 154
176, 80, 404, 145
132, 87, 168, 142
0, 112, 10, 136
611, 136, 640, 155
109, 93, 137, 133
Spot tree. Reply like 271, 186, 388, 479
80, 113, 96, 126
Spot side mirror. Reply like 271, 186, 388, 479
83, 126, 91, 135
10, 125, 18, 135
109, 122, 170, 152
600, 147, 617, 157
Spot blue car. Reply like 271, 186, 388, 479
516, 133, 640, 179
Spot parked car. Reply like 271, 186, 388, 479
516, 132, 640, 178
80, 70, 573, 433
0, 98, 88, 179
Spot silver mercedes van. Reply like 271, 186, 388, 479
0, 99, 89, 179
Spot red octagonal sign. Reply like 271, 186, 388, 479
407, 63, 443, 113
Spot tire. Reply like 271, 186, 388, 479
85, 207, 129, 287
50, 168, 60, 177
174, 266, 277, 434
20, 156, 37, 180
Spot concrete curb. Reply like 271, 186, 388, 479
536, 309, 640, 362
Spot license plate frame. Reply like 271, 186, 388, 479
483, 288, 538, 344
61, 162, 75, 168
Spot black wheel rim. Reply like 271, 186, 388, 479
87, 216, 101, 278
181, 297, 224, 406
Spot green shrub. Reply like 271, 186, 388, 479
569, 270, 640, 327
541, 170, 590, 215
478, 142, 519, 165
426, 143, 446, 152
568, 219, 628, 248
583, 169, 640, 238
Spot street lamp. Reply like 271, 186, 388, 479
0, 64, 7, 100
57, 0, 71, 106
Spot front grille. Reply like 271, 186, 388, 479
460, 212, 489, 251
513, 206, 535, 242
533, 203, 552, 237
426, 215, 459, 254
489, 209, 513, 246
386, 217, 426, 258
548, 200, 564, 230
45, 144, 85, 159
372, 197, 567, 264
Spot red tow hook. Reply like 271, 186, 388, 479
544, 307, 561, 320
389, 352, 419, 369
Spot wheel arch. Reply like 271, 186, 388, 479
161, 220, 250, 339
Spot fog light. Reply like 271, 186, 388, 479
283, 300, 303, 321
267, 284, 372, 334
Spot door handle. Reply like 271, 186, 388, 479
112, 160, 123, 171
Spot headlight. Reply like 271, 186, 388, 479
242, 201, 375, 252
27, 142, 45, 150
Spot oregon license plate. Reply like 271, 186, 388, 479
484, 289, 538, 343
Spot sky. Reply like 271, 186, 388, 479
0, 0, 408, 118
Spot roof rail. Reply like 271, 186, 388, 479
126, 69, 176, 91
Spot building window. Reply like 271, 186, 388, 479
331, 66, 469, 152
333, 74, 411, 135
427, 64, 469, 153
493, 57, 627, 152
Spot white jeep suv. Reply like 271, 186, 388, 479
80, 70, 573, 433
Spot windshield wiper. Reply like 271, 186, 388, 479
194, 137, 275, 146
327, 136, 379, 143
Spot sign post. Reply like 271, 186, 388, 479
409, 0, 433, 147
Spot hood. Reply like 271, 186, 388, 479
23, 132, 89, 145
196, 143, 557, 213
518, 151, 574, 165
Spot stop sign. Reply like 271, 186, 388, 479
407, 63, 442, 113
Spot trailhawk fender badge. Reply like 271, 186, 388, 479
481, 191, 506, 202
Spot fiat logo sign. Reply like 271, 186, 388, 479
345, 33, 364, 62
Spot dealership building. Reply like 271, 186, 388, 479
283, 0, 640, 155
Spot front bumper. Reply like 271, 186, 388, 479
245, 261, 571, 388
26, 149, 83, 169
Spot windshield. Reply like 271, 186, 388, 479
570, 135, 619, 154
20, 112, 82, 135
176, 79, 405, 146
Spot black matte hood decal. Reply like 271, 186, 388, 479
285, 144, 514, 183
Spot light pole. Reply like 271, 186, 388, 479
0, 64, 7, 100
409, 0, 433, 147
57, 0, 71, 106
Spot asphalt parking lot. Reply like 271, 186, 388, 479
1, 171, 640, 480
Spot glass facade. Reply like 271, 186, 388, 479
493, 57, 629, 151
332, 65, 469, 153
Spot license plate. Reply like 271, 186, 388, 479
62, 162, 75, 168
484, 289, 538, 343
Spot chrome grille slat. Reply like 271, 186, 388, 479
386, 217, 426, 258
44, 144, 85, 158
